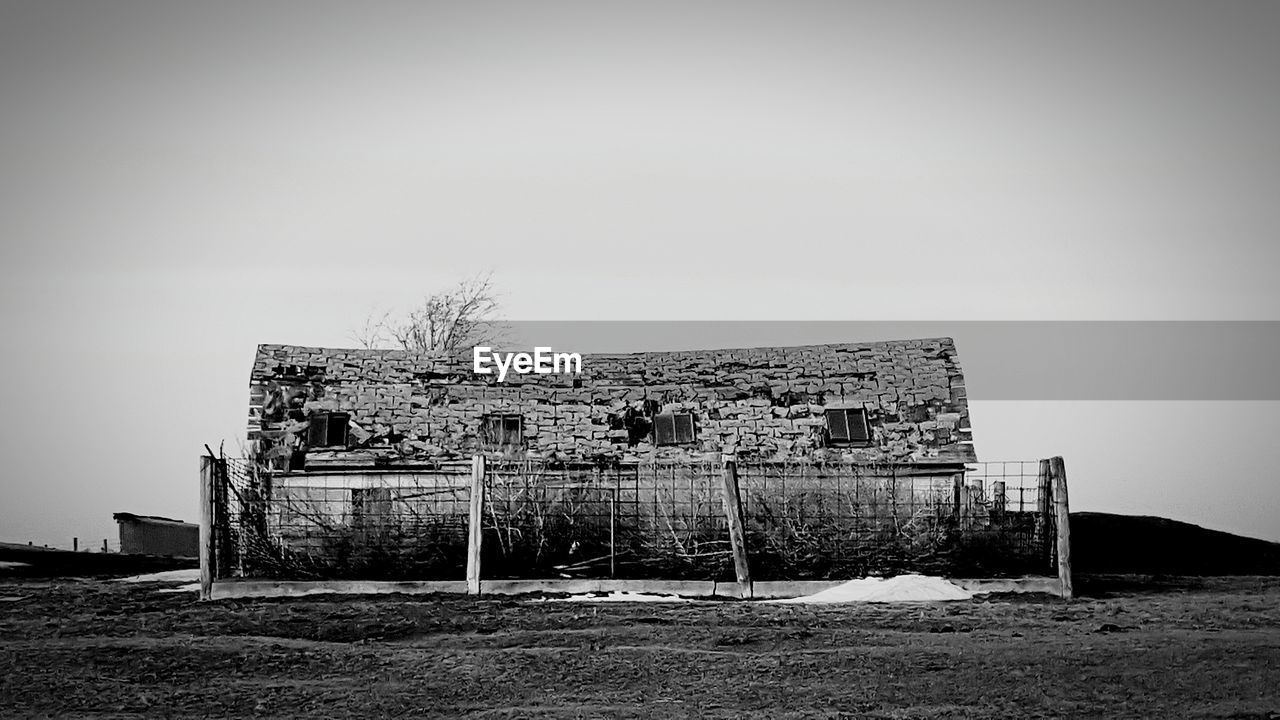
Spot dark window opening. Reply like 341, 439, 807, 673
307, 412, 350, 448
481, 414, 523, 448
351, 488, 372, 525
350, 487, 391, 530
653, 412, 696, 446
825, 408, 870, 444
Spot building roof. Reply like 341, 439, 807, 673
112, 513, 194, 527
248, 338, 976, 466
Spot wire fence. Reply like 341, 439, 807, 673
740, 461, 1055, 579
217, 458, 472, 580
483, 460, 731, 581
213, 457, 1059, 582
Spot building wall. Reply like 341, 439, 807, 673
117, 519, 198, 557
247, 338, 975, 470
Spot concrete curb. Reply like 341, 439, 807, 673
208, 576, 1061, 600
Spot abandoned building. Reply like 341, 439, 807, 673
198, 335, 1071, 598
112, 513, 199, 557
214, 337, 1065, 584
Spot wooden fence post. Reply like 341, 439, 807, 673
1049, 456, 1073, 599
466, 455, 486, 595
719, 458, 752, 599
199, 455, 215, 601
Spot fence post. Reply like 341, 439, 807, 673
1049, 456, 1073, 599
466, 454, 486, 595
1034, 459, 1051, 557
199, 455, 215, 601
719, 457, 752, 598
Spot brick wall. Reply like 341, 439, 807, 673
247, 338, 975, 469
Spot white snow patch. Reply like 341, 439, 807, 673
116, 569, 201, 584
539, 591, 699, 603
773, 574, 973, 604
0, 561, 31, 570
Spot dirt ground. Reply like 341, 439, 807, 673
1, 576, 1278, 719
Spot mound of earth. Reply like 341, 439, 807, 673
1071, 512, 1280, 575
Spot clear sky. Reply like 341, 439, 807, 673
2, 1, 1278, 548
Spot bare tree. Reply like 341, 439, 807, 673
353, 273, 507, 354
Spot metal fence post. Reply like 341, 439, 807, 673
466, 454, 486, 595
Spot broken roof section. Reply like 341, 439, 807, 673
248, 338, 975, 469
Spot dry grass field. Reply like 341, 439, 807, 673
1, 576, 1278, 718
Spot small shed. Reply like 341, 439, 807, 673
112, 513, 198, 557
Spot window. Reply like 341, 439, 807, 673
481, 414, 523, 448
306, 412, 350, 448
653, 412, 696, 446
825, 408, 870, 444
